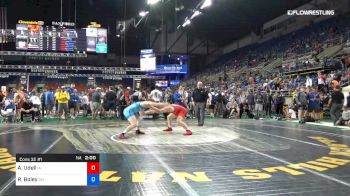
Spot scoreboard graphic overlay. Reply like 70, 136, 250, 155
16, 154, 100, 186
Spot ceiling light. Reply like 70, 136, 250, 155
182, 19, 191, 27
147, 0, 161, 5
200, 0, 212, 9
175, 5, 185, 11
190, 10, 202, 19
139, 11, 149, 17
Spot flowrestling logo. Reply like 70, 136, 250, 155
287, 10, 334, 16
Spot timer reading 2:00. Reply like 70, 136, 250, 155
85, 156, 97, 161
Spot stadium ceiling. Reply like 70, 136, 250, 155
3, 0, 312, 53
182, 0, 313, 45
123, 0, 313, 46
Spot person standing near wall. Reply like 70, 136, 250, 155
173, 86, 186, 107
57, 86, 70, 120
92, 87, 102, 120
149, 86, 163, 119
296, 87, 308, 123
254, 90, 264, 119
40, 89, 47, 117
329, 85, 344, 126
264, 90, 272, 118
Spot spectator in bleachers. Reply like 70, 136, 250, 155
295, 75, 302, 87
305, 75, 313, 87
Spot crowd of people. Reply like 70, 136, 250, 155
0, 84, 132, 122
0, 73, 349, 127
192, 14, 350, 83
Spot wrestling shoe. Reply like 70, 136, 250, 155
136, 130, 145, 134
183, 130, 192, 136
118, 133, 128, 139
163, 127, 173, 132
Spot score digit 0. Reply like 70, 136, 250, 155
87, 162, 99, 174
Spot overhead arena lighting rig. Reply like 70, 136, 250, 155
147, 0, 161, 5
178, 0, 212, 29
117, 0, 165, 35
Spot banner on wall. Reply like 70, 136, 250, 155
149, 64, 188, 74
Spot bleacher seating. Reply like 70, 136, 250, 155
185, 14, 350, 87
